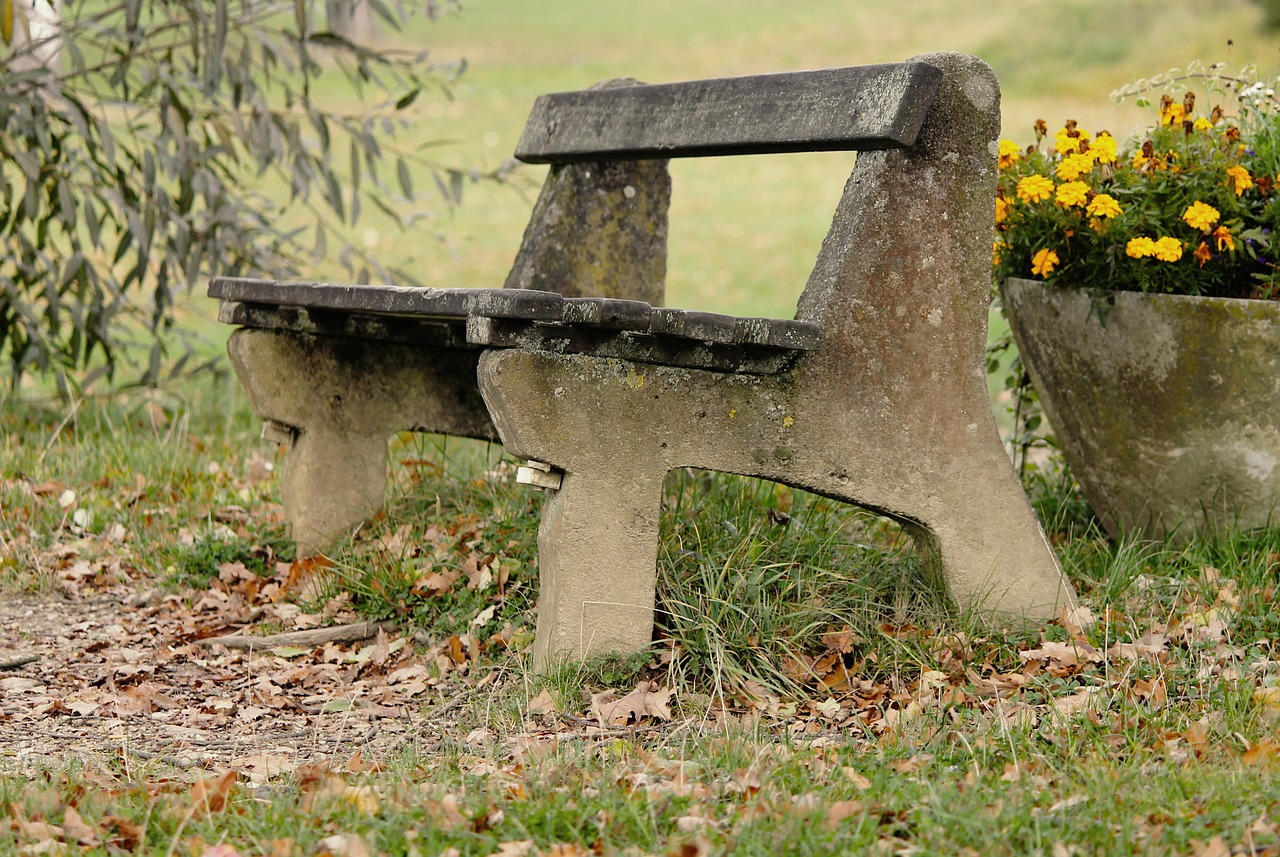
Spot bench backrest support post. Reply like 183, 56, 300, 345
504, 79, 670, 306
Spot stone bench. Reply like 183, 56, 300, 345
211, 52, 1077, 668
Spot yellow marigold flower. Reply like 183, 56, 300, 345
993, 239, 1004, 265
1126, 237, 1157, 258
1193, 117, 1213, 132
1226, 164, 1254, 196
1055, 181, 1090, 208
1194, 242, 1212, 267
1214, 225, 1235, 252
997, 139, 1022, 169
1152, 236, 1183, 262
1055, 126, 1089, 154
1090, 132, 1118, 165
1055, 153, 1094, 181
1160, 102, 1186, 126
1031, 248, 1060, 276
1086, 193, 1122, 218
1016, 174, 1055, 203
994, 196, 1008, 224
1182, 201, 1220, 232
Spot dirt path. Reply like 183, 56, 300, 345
0, 571, 482, 782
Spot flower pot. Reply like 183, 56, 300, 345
1000, 276, 1280, 541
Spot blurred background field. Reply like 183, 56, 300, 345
217, 0, 1280, 326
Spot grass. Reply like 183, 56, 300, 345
5, 378, 1280, 854
5, 2, 1280, 853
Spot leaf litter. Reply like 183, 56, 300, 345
6, 458, 1280, 853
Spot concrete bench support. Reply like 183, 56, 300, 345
226, 330, 493, 554
478, 53, 1075, 666
219, 143, 671, 553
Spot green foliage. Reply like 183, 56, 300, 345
657, 470, 941, 698
1253, 0, 1280, 30
994, 61, 1280, 299
165, 527, 292, 587
0, 0, 485, 391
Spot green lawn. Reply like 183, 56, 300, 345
6, 3, 1280, 854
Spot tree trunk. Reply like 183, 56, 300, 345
325, 0, 376, 44
9, 0, 61, 73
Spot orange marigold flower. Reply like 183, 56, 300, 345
1226, 165, 1254, 196
1152, 236, 1183, 262
1182, 201, 1220, 232
1213, 225, 1235, 252
1055, 153, 1094, 181
1055, 181, 1090, 208
997, 139, 1022, 169
1194, 242, 1213, 267
1031, 248, 1060, 276
1160, 97, 1185, 126
1126, 237, 1157, 258
1016, 175, 1055, 203
1090, 132, 1118, 165
1085, 193, 1122, 218
995, 196, 1009, 224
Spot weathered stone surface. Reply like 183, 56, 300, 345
504, 131, 669, 305
1002, 277, 1280, 540
227, 330, 495, 554
481, 52, 1075, 667
515, 62, 942, 163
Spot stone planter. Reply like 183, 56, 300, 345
1000, 276, 1280, 541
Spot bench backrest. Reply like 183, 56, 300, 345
504, 61, 944, 305
514, 63, 942, 163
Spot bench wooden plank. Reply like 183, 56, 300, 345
515, 62, 942, 164
209, 278, 565, 322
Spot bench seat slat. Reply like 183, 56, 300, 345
466, 317, 800, 376
209, 278, 565, 322
218, 301, 471, 349
515, 62, 942, 164
561, 297, 654, 331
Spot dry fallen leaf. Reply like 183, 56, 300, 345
590, 681, 672, 726
316, 833, 373, 857
1019, 640, 1103, 669
60, 806, 97, 846
825, 799, 863, 829
187, 770, 237, 817
525, 689, 559, 717
200, 845, 247, 857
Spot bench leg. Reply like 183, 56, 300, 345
226, 328, 494, 555
278, 428, 388, 554
532, 466, 666, 669
898, 465, 1070, 624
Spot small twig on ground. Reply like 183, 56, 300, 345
0, 653, 40, 670
558, 712, 660, 736
196, 621, 400, 650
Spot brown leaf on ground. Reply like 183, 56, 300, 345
200, 845, 247, 857
544, 844, 592, 857
59, 806, 96, 847
187, 770, 237, 817
316, 833, 373, 857
825, 799, 863, 829
1019, 640, 1103, 670
591, 681, 673, 726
